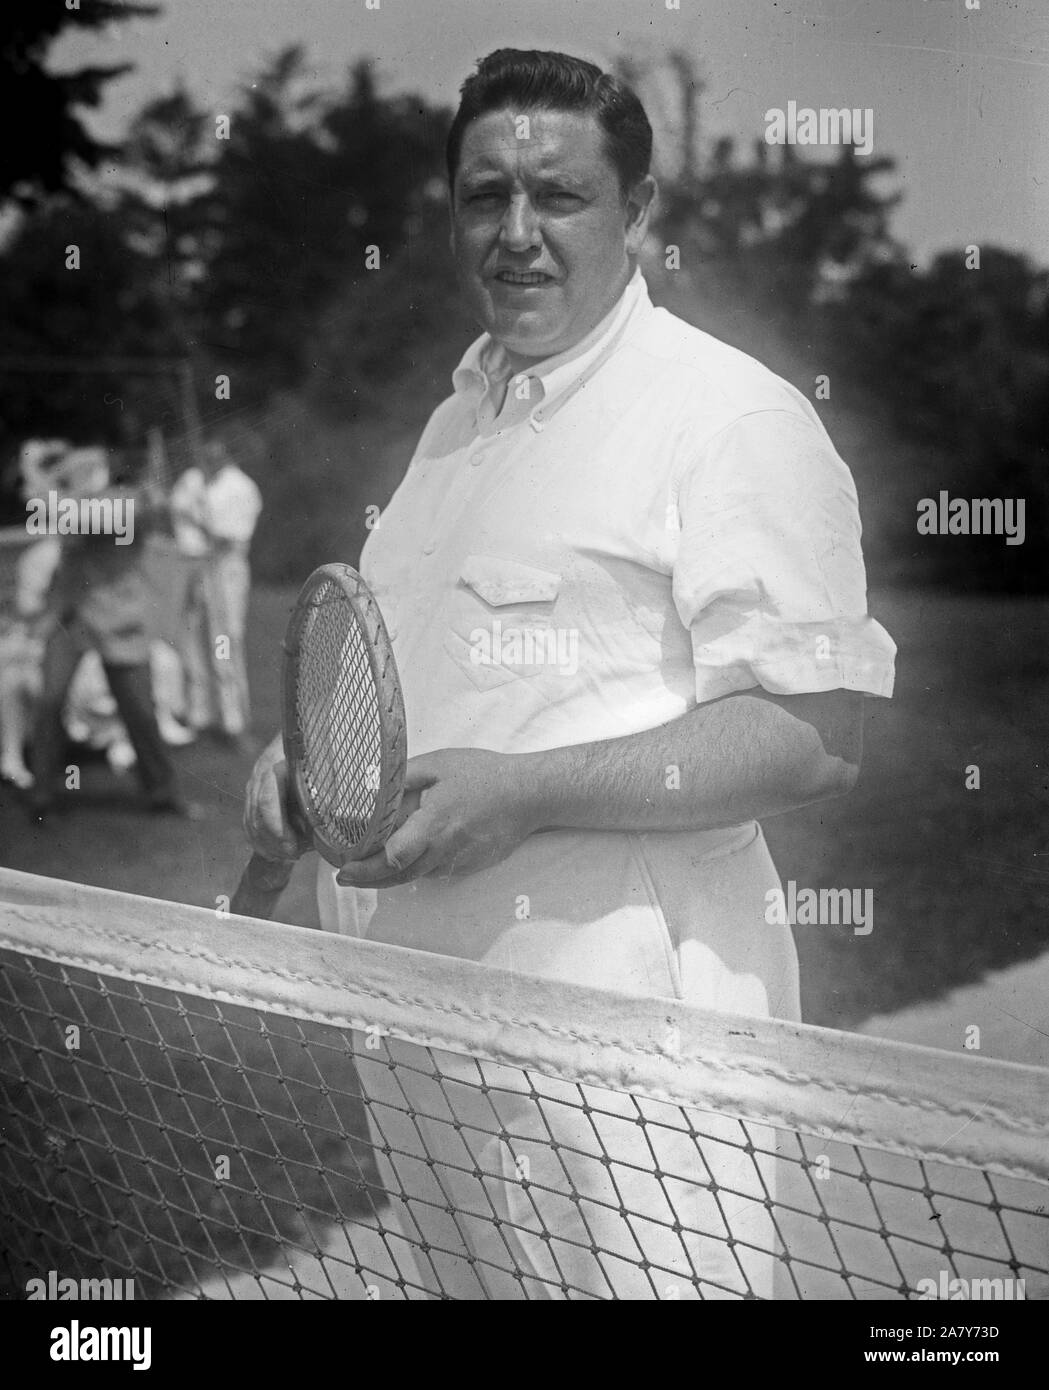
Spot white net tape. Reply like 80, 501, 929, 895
1, 870, 1046, 1300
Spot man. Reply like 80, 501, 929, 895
28, 447, 190, 818
245, 50, 896, 1298
170, 438, 261, 748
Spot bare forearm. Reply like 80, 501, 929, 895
277, 693, 863, 890
515, 691, 862, 834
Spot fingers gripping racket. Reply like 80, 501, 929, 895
230, 564, 406, 920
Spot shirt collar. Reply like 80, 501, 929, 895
452, 268, 649, 429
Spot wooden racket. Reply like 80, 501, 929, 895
230, 564, 406, 920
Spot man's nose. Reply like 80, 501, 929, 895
499, 194, 541, 252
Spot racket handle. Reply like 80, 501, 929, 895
230, 852, 297, 921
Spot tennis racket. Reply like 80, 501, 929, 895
230, 563, 406, 920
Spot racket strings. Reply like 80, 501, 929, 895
297, 580, 385, 852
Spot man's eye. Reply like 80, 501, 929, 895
542, 191, 581, 206
467, 191, 503, 205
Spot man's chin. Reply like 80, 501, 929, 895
465, 287, 567, 358
486, 313, 570, 364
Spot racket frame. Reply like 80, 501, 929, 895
280, 563, 406, 868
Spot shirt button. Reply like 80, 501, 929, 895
422, 541, 436, 555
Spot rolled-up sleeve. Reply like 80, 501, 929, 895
672, 408, 896, 702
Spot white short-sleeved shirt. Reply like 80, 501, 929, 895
321, 271, 896, 1021
171, 465, 262, 555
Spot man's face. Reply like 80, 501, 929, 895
450, 108, 654, 365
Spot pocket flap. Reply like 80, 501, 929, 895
459, 555, 561, 607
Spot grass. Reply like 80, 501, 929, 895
766, 587, 1049, 1028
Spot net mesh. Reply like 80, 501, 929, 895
297, 578, 383, 851
1, 873, 1047, 1302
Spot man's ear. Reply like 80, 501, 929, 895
624, 175, 658, 255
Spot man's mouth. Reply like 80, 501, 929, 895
492, 270, 556, 286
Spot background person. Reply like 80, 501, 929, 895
0, 441, 66, 789
0, 540, 59, 789
169, 438, 262, 749
63, 638, 194, 774
28, 446, 191, 818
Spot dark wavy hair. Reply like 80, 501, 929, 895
446, 49, 653, 195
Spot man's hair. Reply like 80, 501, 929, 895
446, 49, 653, 195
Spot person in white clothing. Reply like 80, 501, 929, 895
244, 50, 896, 1298
170, 439, 262, 745
2, 441, 196, 791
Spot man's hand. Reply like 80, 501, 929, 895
335, 690, 862, 890
243, 731, 312, 861
253, 690, 862, 890
336, 748, 540, 889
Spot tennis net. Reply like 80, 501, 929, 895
1, 869, 1046, 1300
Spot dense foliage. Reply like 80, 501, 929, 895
1, 27, 1044, 591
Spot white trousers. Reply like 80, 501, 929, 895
178, 550, 251, 735
320, 823, 799, 1300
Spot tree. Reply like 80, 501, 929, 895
659, 137, 901, 322
0, 199, 185, 461
829, 247, 1049, 591
0, 1, 158, 205
622, 50, 901, 322
117, 85, 216, 281
197, 50, 451, 405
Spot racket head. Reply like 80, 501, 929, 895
281, 563, 406, 867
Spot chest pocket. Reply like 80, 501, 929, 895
445, 554, 565, 692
